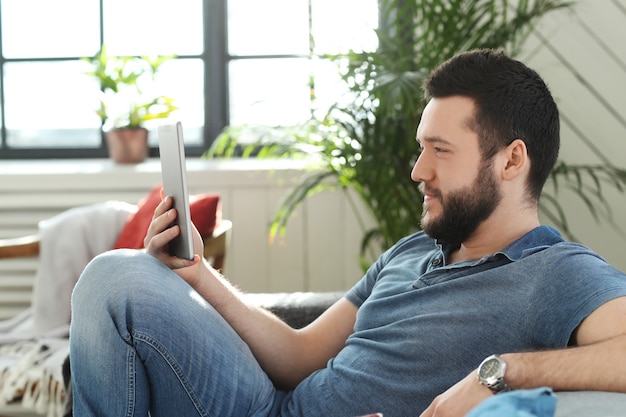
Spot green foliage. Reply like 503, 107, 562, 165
544, 162, 626, 240
83, 45, 178, 129
206, 0, 626, 268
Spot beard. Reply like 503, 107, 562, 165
420, 159, 502, 245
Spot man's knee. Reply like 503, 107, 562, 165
73, 249, 156, 308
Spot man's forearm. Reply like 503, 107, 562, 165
192, 261, 307, 381
503, 333, 626, 392
191, 260, 351, 389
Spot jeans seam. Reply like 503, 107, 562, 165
131, 329, 208, 417
127, 348, 136, 417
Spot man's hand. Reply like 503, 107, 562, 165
143, 194, 204, 284
420, 371, 493, 417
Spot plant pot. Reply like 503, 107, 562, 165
105, 127, 149, 164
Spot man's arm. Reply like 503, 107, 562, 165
420, 296, 626, 417
145, 195, 358, 389
505, 296, 626, 392
194, 267, 358, 389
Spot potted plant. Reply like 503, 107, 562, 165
83, 45, 178, 163
207, 0, 626, 269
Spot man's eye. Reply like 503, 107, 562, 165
434, 147, 447, 153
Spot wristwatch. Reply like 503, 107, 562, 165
477, 354, 511, 393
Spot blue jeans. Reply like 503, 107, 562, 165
70, 249, 285, 417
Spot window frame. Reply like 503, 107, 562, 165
0, 0, 225, 159
0, 0, 374, 160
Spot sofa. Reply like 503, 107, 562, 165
251, 291, 626, 417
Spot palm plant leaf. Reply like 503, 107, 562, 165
543, 162, 626, 240
268, 170, 341, 242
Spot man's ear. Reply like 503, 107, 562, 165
502, 139, 528, 180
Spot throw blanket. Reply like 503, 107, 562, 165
0, 201, 136, 417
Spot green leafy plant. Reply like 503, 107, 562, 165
207, 0, 626, 267
83, 45, 178, 130
543, 162, 626, 240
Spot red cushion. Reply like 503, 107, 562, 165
113, 184, 221, 249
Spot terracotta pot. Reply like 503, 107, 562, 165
105, 127, 149, 163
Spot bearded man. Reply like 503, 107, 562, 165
70, 49, 626, 417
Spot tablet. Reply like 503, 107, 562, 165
158, 122, 194, 260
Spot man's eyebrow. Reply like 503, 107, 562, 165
417, 136, 454, 147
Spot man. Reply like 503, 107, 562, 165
70, 49, 626, 417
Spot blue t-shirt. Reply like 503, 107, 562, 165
280, 226, 626, 417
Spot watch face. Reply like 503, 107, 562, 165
479, 357, 500, 379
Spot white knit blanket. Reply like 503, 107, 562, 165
0, 201, 136, 416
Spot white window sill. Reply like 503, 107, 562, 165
0, 157, 310, 176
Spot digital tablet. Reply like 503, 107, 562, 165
158, 122, 194, 260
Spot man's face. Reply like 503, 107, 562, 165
412, 96, 502, 245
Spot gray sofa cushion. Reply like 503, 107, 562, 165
556, 391, 626, 417
244, 291, 345, 329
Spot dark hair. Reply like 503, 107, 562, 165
423, 49, 560, 202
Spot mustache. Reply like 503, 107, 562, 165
418, 183, 442, 199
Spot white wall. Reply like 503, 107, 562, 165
518, 0, 626, 271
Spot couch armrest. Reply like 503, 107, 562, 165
0, 234, 40, 259
244, 291, 345, 328
556, 391, 626, 417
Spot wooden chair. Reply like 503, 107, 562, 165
0, 220, 232, 269
0, 219, 231, 417
201, 219, 232, 270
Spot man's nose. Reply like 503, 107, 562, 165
411, 152, 432, 183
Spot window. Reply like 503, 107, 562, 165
0, 0, 377, 159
